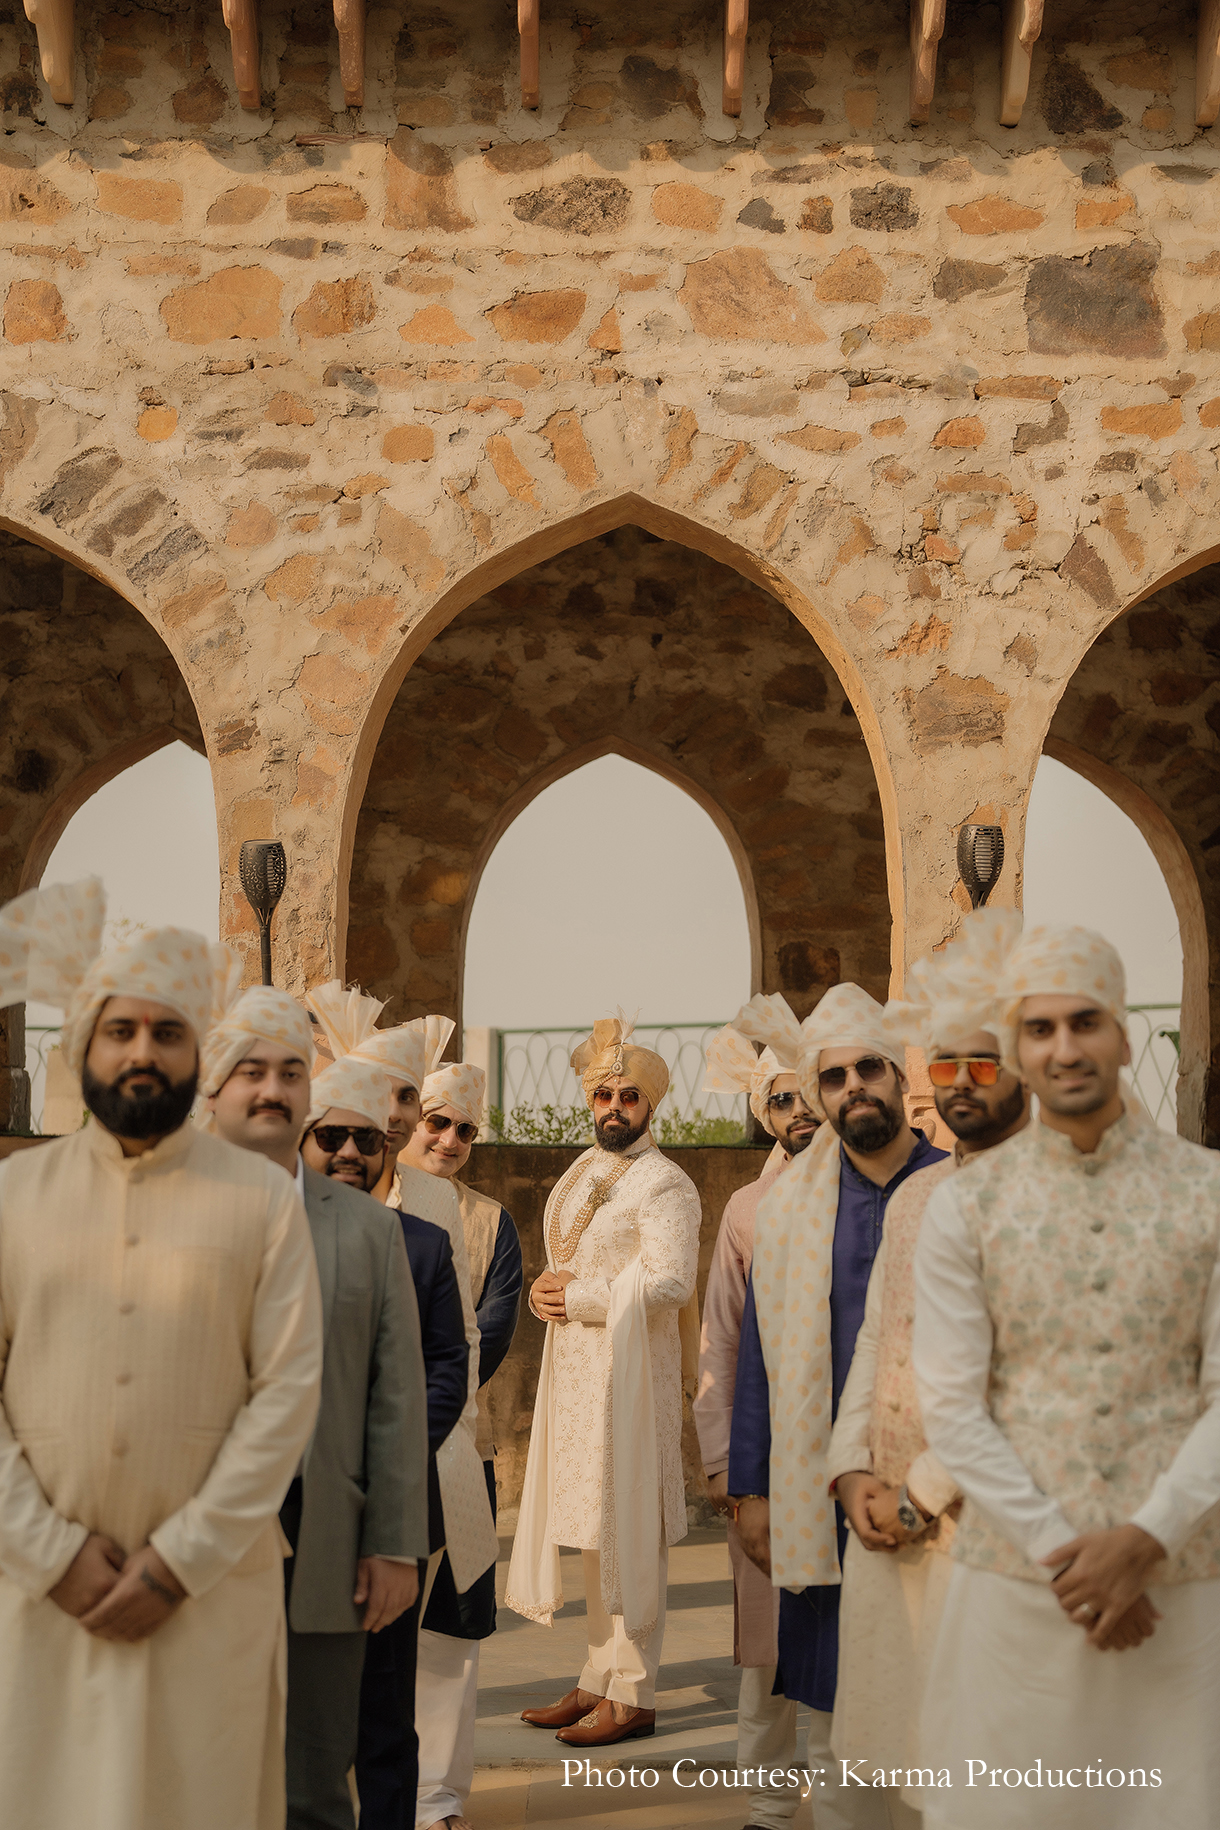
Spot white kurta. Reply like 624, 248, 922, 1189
913, 1116, 1220, 1828
0, 1121, 323, 1830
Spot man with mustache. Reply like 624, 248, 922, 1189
507, 1017, 701, 1747
827, 913, 1030, 1822
694, 1010, 819, 1830
728, 984, 946, 1830
0, 880, 323, 1830
915, 925, 1220, 1830
207, 992, 428, 1830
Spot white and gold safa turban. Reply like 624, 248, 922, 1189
423, 1062, 487, 1129
571, 1014, 669, 1115
733, 982, 903, 1120
993, 922, 1127, 1072
702, 1018, 788, 1135
305, 979, 454, 1095
885, 907, 1024, 1057
199, 984, 317, 1099
308, 1056, 392, 1132
0, 877, 225, 1075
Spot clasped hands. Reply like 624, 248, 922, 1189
836, 1472, 930, 1551
531, 1268, 575, 1323
1040, 1524, 1166, 1653
49, 1533, 186, 1642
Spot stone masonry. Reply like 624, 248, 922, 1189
2, 0, 1219, 1137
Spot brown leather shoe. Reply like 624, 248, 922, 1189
555, 1699, 656, 1745
520, 1688, 590, 1728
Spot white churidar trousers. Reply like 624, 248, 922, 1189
737, 1663, 799, 1828
414, 1628, 479, 1830
579, 1546, 668, 1708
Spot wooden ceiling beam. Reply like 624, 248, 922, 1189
999, 0, 1043, 126
519, 0, 540, 110
334, 0, 366, 108
723, 0, 749, 117
23, 0, 74, 105
909, 0, 946, 125
221, 0, 261, 109
1198, 0, 1220, 125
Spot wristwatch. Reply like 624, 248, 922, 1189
897, 1484, 932, 1535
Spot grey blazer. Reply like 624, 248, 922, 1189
288, 1166, 429, 1633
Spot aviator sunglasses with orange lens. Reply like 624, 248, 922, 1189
927, 1056, 1001, 1088
423, 1113, 479, 1144
592, 1086, 642, 1108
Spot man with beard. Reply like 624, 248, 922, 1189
229, 1033, 427, 1830
507, 1017, 701, 1746
827, 913, 1029, 1822
694, 1009, 818, 1830
915, 925, 1220, 1830
728, 983, 946, 1830
0, 879, 323, 1830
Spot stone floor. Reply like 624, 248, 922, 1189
465, 1526, 818, 1829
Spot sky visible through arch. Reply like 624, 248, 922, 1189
31, 741, 1183, 1038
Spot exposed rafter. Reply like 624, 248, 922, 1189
909, 0, 946, 124
519, 0, 540, 110
1199, 0, 1220, 125
999, 0, 1043, 125
723, 0, 749, 117
222, 0, 261, 110
333, 0, 366, 108
23, 0, 74, 105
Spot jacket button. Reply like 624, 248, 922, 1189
1089, 1220, 1104, 1233
116, 1372, 132, 1385
1096, 1401, 1112, 1416
119, 1301, 135, 1315
889, 1399, 901, 1412
112, 1440, 128, 1457
1092, 1275, 1107, 1292
1082, 1159, 1101, 1177
1096, 1340, 1113, 1353
125, 1234, 139, 1247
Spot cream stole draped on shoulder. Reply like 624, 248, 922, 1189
454, 1178, 502, 1460
752, 1120, 841, 1593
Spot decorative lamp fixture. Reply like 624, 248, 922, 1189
957, 823, 1005, 910
239, 841, 288, 986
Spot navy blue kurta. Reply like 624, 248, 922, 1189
727, 1131, 946, 1711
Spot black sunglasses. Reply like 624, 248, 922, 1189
312, 1124, 385, 1155
423, 1113, 478, 1144
766, 1090, 809, 1113
817, 1055, 891, 1092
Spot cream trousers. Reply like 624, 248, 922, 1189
414, 1628, 479, 1830
578, 1546, 668, 1709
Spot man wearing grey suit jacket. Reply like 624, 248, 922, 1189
208, 1010, 428, 1830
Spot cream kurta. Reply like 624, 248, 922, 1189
539, 1135, 700, 1550
0, 1120, 323, 1830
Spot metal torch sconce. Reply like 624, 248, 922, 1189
239, 841, 287, 986
957, 824, 1005, 909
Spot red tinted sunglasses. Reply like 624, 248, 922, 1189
927, 1057, 1000, 1088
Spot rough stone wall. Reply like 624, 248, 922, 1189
350, 525, 890, 1022
2, 0, 1219, 1124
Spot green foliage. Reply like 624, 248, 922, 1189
487, 1103, 594, 1145
655, 1107, 748, 1148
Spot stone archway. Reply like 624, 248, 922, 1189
1045, 558, 1220, 1143
347, 522, 891, 1032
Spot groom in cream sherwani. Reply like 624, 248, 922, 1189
506, 1017, 701, 1747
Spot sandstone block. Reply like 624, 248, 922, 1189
137, 406, 177, 441
947, 196, 1043, 235
0, 154, 69, 225
1041, 59, 1123, 133
288, 184, 367, 224
293, 276, 376, 338
264, 554, 322, 602
265, 391, 316, 426
925, 534, 961, 562
399, 303, 475, 345
4, 280, 68, 344
343, 473, 389, 498
544, 411, 597, 490
1060, 534, 1117, 607
90, 86, 132, 121
1100, 401, 1182, 438
1106, 50, 1174, 89
1184, 313, 1220, 352
1199, 398, 1220, 428
680, 249, 825, 344
737, 198, 785, 234
870, 313, 930, 344
483, 142, 552, 173
512, 176, 629, 234
487, 289, 586, 344
225, 502, 277, 547
869, 417, 905, 438
816, 246, 884, 303
1025, 245, 1164, 358
907, 668, 1008, 750
486, 434, 539, 506
652, 182, 722, 231
781, 426, 860, 453
798, 196, 834, 233
385, 131, 472, 232
377, 503, 444, 590
161, 266, 282, 343
848, 184, 917, 231
96, 173, 182, 224
207, 185, 271, 225
383, 425, 434, 462
975, 375, 1060, 399
1076, 193, 1133, 230
172, 74, 226, 125
933, 416, 986, 448
934, 258, 1006, 301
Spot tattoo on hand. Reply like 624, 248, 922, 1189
139, 1566, 182, 1607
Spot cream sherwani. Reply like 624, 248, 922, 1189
506, 1133, 700, 1705
0, 1120, 323, 1830
914, 1114, 1220, 1829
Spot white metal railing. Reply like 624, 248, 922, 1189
1125, 1005, 1180, 1131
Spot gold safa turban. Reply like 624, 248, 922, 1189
571, 1014, 669, 1115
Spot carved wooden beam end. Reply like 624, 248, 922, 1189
909, 0, 946, 125
222, 0, 261, 110
999, 0, 1043, 126
519, 0, 540, 109
1199, 0, 1220, 126
23, 0, 75, 105
333, 0, 366, 107
723, 0, 749, 117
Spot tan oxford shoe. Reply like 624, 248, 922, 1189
520, 1688, 590, 1728
554, 1699, 656, 1745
